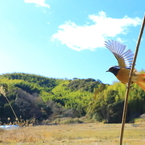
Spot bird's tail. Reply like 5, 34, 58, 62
136, 74, 145, 91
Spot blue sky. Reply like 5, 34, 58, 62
0, 0, 145, 84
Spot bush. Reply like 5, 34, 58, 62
62, 118, 83, 124
130, 118, 145, 123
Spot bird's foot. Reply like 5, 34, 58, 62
129, 74, 137, 82
126, 83, 133, 89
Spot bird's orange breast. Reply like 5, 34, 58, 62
116, 68, 130, 84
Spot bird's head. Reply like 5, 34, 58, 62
106, 66, 120, 76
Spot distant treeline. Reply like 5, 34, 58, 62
0, 72, 145, 124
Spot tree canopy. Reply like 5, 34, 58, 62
0, 72, 145, 124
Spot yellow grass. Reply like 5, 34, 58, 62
0, 123, 145, 145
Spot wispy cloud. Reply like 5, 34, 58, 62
51, 11, 141, 51
24, 0, 50, 8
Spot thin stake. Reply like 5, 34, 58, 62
119, 14, 145, 145
0, 86, 27, 138
0, 86, 18, 120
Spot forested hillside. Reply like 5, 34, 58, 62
0, 73, 145, 124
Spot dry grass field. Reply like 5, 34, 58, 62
0, 122, 145, 145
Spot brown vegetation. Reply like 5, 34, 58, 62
1, 122, 145, 145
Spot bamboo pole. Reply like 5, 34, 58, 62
119, 14, 145, 145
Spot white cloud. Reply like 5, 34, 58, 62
51, 11, 141, 51
116, 37, 124, 43
24, 0, 50, 8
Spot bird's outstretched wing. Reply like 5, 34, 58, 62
104, 40, 134, 68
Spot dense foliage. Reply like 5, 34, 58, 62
0, 73, 145, 124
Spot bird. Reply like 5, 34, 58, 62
105, 40, 145, 91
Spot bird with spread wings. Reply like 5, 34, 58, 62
105, 40, 145, 91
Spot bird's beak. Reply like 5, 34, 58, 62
106, 70, 109, 72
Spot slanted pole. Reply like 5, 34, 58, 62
119, 14, 145, 145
